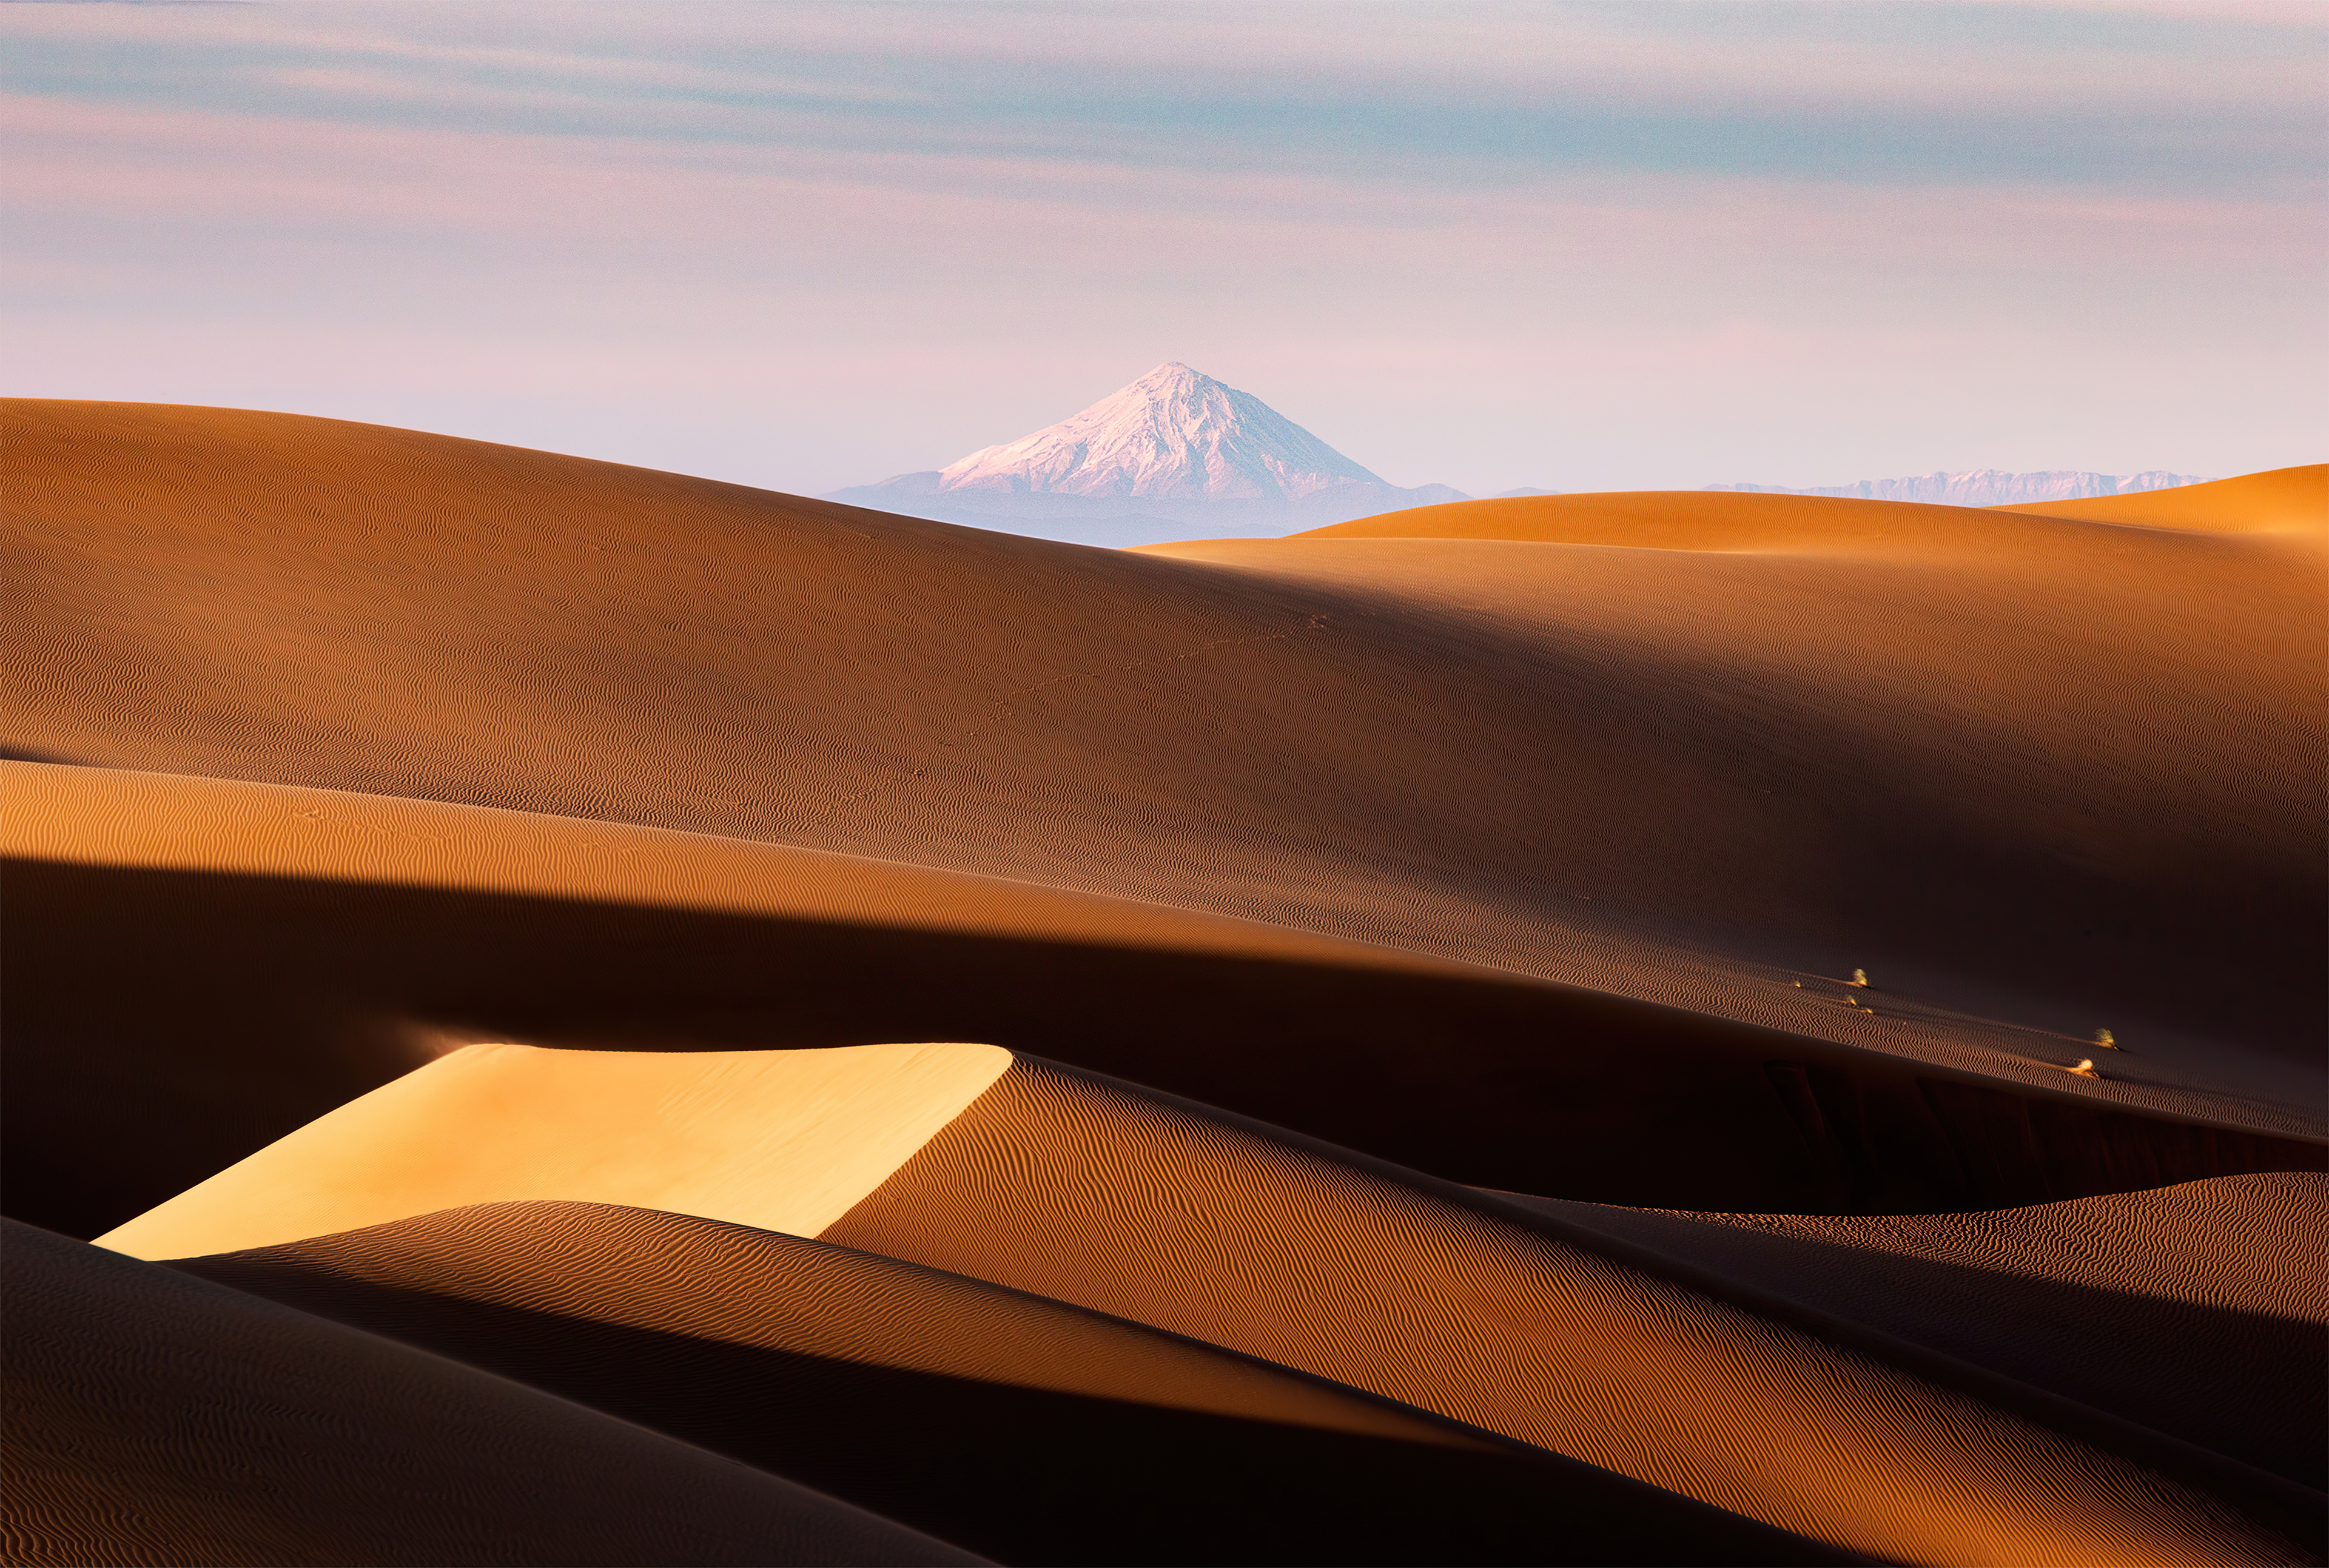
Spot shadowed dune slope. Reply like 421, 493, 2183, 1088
6, 401, 2320, 1127
0, 1219, 977, 1568
1992, 465, 2326, 533
823, 1056, 2319, 1568
171, 1201, 1849, 1567
1507, 1174, 2328, 1489
27, 768, 2315, 1243
1158, 483, 2329, 1091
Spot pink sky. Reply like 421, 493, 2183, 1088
4, 1, 2322, 497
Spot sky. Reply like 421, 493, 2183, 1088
4, 0, 2324, 498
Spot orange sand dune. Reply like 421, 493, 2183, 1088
170, 1200, 1848, 1565
91, 1030, 2310, 1563
1, 1219, 976, 1567
1291, 485, 2032, 549
820, 1056, 2321, 1566
7, 402, 2319, 1126
7, 401, 2324, 1565
1510, 1173, 2327, 1487
1286, 464, 2325, 546
1152, 480, 2327, 1094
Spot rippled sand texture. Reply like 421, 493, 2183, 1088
167, 1201, 1838, 1566
4, 400, 2323, 1564
822, 1057, 2316, 1566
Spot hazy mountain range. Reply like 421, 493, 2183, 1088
1708, 471, 2212, 507
830, 363, 2211, 544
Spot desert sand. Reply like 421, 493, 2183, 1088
4, 1220, 976, 1567
1512, 1173, 2327, 1487
4, 400, 2322, 1564
164, 1201, 1838, 1566
93, 1040, 1015, 1261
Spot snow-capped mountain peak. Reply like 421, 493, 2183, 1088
932, 363, 1385, 503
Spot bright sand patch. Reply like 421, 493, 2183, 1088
95, 1042, 1012, 1262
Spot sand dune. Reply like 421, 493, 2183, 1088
819, 1055, 2319, 1566
86, 1027, 2316, 1563
169, 1200, 1846, 1566
7, 400, 2323, 1564
1286, 464, 2326, 544
1510, 1173, 2327, 1487
8, 403, 2319, 1122
1154, 481, 2327, 1094
2, 1219, 976, 1567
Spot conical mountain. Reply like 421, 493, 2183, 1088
933, 363, 1383, 503
830, 364, 1464, 546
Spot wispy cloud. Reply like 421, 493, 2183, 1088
2, 1, 2322, 494
6, 1, 2321, 191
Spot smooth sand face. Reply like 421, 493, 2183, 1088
0, 761, 1474, 980
96, 1041, 1011, 1262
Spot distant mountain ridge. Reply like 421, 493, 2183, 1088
830, 364, 1465, 545
1708, 470, 2211, 507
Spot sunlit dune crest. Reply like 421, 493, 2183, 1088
95, 1042, 1012, 1263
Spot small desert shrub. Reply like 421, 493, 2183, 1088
1849, 968, 1869, 987
2094, 1028, 2117, 1048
